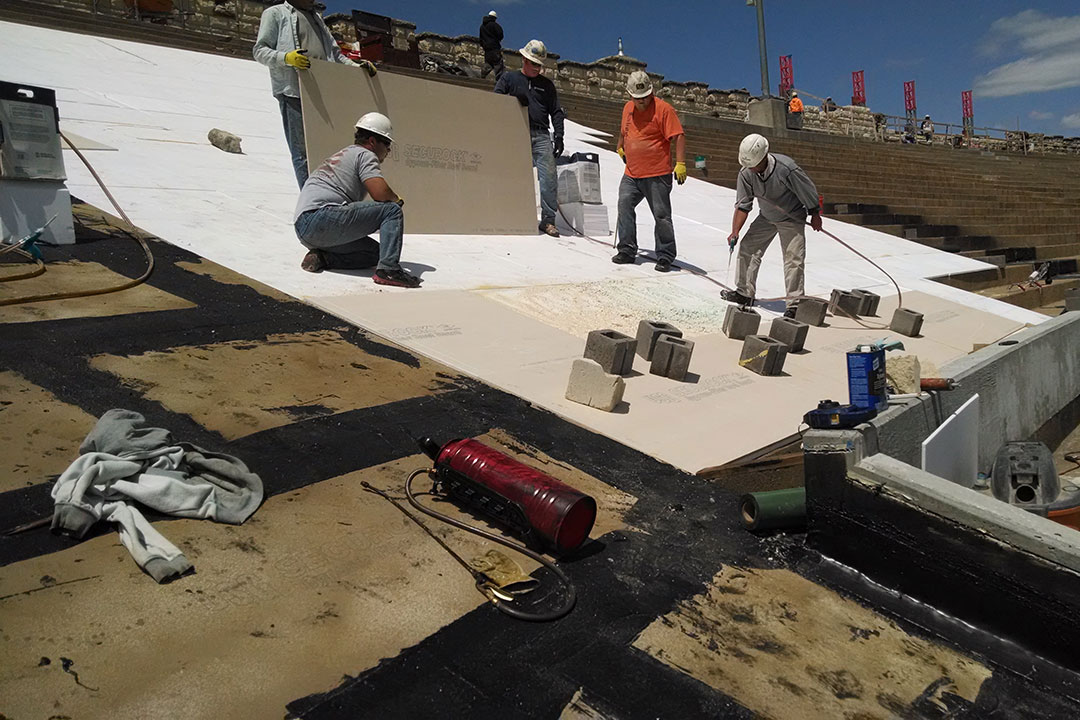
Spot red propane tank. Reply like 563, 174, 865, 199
429, 438, 597, 554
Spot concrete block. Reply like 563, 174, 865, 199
650, 335, 695, 381
768, 316, 809, 352
635, 320, 682, 361
739, 335, 788, 376
565, 358, 625, 412
794, 297, 828, 327
722, 305, 760, 340
890, 308, 924, 337
851, 289, 881, 316
1065, 288, 1080, 312
983, 254, 1007, 268
583, 329, 636, 375
829, 289, 863, 318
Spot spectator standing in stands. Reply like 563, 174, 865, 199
611, 70, 687, 272
495, 39, 566, 237
722, 134, 822, 318
293, 112, 421, 288
787, 90, 804, 130
254, 0, 376, 189
478, 10, 505, 80
920, 114, 934, 144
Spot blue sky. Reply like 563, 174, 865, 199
326, 1, 1080, 137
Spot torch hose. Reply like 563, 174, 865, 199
401, 468, 577, 622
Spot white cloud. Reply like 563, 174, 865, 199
974, 11, 1080, 98
1029, 110, 1054, 120
1063, 113, 1080, 130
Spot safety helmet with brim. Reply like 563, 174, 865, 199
519, 39, 547, 65
626, 70, 653, 99
738, 133, 769, 169
355, 112, 393, 144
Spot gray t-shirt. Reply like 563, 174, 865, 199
295, 8, 327, 61
735, 153, 819, 223
294, 145, 383, 220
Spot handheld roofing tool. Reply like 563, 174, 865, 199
364, 436, 596, 621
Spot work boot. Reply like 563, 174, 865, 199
654, 258, 673, 272
300, 249, 327, 273
720, 289, 754, 307
373, 268, 422, 288
611, 252, 636, 264
539, 222, 560, 238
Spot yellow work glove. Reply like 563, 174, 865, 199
285, 49, 310, 70
674, 161, 687, 185
360, 59, 377, 77
617, 146, 626, 164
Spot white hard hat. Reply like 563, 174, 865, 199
355, 112, 393, 143
519, 39, 547, 65
488, 10, 496, 17
626, 70, 653, 98
791, 91, 798, 97
738, 133, 769, 168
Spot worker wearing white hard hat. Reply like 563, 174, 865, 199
478, 10, 504, 80
292, 111, 422, 288
721, 134, 822, 317
494, 39, 567, 237
611, 70, 687, 272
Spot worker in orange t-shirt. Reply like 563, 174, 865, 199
612, 70, 686, 272
788, 91, 803, 114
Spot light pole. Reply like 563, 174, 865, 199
747, 0, 770, 98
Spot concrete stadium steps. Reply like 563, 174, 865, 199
976, 276, 1080, 311
935, 263, 1078, 292
567, 91, 1080, 310
0, 0, 252, 57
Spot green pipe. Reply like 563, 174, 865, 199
740, 487, 806, 532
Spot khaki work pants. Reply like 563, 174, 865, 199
735, 215, 806, 306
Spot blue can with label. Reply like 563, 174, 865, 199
847, 347, 887, 411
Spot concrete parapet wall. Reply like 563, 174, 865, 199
882, 313, 1080, 471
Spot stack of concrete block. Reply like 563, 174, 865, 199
829, 289, 863, 318
583, 329, 637, 375
850, 289, 881, 316
636, 320, 682, 361
739, 335, 788, 376
722, 305, 760, 340
650, 335, 695, 381
768, 316, 809, 352
794, 298, 828, 327
890, 308, 924, 337
565, 359, 625, 411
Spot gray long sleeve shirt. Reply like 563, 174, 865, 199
735, 153, 820, 223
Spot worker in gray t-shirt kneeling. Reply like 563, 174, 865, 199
293, 112, 421, 288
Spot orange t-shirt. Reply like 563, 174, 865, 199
789, 97, 804, 113
620, 97, 684, 179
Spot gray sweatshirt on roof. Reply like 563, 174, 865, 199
735, 153, 820, 223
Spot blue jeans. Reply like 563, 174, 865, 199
616, 174, 676, 262
294, 202, 404, 272
531, 130, 558, 227
277, 94, 308, 189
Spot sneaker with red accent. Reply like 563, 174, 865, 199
373, 268, 421, 288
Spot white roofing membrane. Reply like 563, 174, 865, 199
2, 22, 1047, 473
